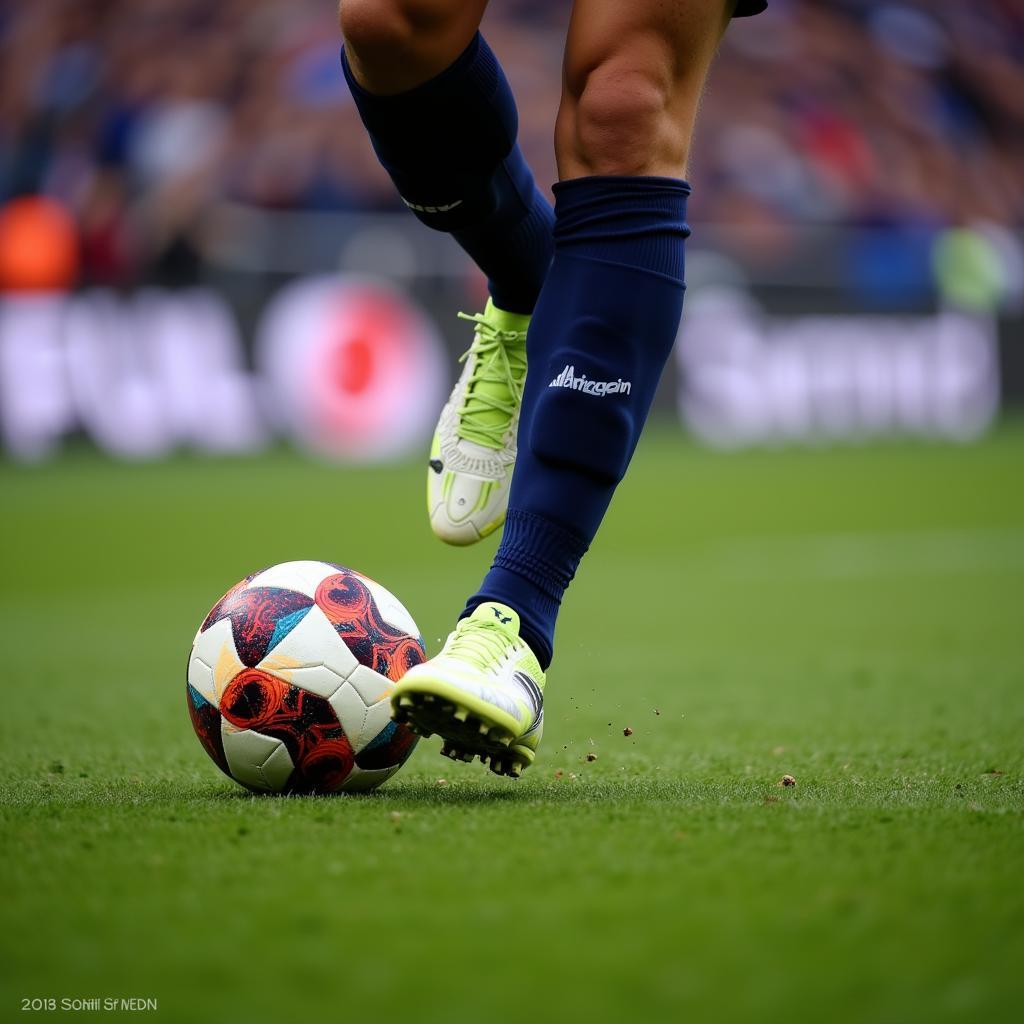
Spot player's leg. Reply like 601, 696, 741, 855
339, 0, 554, 544
394, 0, 740, 776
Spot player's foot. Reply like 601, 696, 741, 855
391, 602, 544, 778
428, 300, 529, 545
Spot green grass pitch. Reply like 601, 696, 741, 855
2, 425, 1022, 1023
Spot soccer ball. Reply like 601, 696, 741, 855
186, 560, 425, 794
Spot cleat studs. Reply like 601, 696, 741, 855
478, 721, 490, 735
397, 695, 415, 708
457, 751, 475, 763
487, 755, 523, 779
453, 708, 469, 723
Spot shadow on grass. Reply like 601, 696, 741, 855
189, 773, 777, 808
2, 772, 778, 810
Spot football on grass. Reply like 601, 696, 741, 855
186, 560, 425, 794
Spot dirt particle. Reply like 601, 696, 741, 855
653, 709, 661, 716
772, 745, 786, 756
554, 769, 564, 779
780, 774, 796, 787
435, 778, 448, 787
623, 726, 634, 737
586, 752, 598, 762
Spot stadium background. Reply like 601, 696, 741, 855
1, 0, 1023, 459
2, 2, 1022, 1023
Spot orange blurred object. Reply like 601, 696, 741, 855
0, 195, 79, 292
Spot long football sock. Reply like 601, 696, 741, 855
341, 33, 553, 314
463, 175, 691, 666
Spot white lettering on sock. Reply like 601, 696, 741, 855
548, 365, 632, 397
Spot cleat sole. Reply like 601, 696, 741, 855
389, 686, 532, 777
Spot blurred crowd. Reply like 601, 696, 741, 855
0, 0, 1022, 289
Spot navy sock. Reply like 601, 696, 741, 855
463, 176, 691, 666
341, 33, 553, 314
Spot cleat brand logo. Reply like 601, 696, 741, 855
512, 671, 543, 722
401, 197, 463, 214
548, 365, 631, 397
429, 458, 444, 474
491, 606, 513, 625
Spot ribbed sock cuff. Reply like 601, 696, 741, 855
552, 175, 691, 282
492, 509, 590, 598
463, 509, 591, 668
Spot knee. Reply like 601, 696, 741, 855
340, 0, 456, 75
559, 57, 679, 177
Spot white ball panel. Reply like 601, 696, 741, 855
328, 681, 369, 743
340, 763, 402, 792
247, 560, 336, 597
269, 663, 347, 699
187, 653, 216, 705
351, 688, 395, 753
258, 605, 357, 694
191, 617, 244, 704
355, 573, 420, 637
222, 726, 294, 792
347, 664, 393, 708
260, 741, 296, 791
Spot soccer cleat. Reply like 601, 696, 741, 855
427, 300, 529, 545
391, 602, 544, 777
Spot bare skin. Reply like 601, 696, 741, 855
338, 0, 735, 176
556, 0, 733, 179
339, 0, 489, 95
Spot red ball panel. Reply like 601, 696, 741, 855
202, 586, 314, 668
355, 719, 418, 771
220, 668, 355, 793
315, 571, 425, 681
186, 685, 229, 777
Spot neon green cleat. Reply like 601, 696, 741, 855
427, 300, 529, 546
391, 602, 545, 778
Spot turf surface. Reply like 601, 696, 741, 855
2, 426, 1022, 1023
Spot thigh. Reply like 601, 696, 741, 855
557, 0, 735, 178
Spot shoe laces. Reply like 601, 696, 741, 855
444, 617, 517, 673
454, 311, 528, 450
